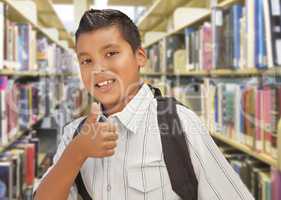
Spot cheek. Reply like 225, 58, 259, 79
80, 70, 93, 91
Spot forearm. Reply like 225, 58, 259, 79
34, 139, 86, 200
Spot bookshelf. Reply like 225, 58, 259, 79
140, 68, 281, 77
138, 0, 207, 33
211, 132, 278, 168
34, 0, 75, 48
141, 0, 281, 198
1, 0, 71, 50
108, 0, 151, 6
0, 113, 45, 153
209, 69, 264, 77
142, 0, 242, 48
0, 69, 78, 77
0, 1, 83, 197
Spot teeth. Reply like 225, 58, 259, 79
97, 79, 114, 87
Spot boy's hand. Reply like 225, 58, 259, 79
73, 102, 118, 159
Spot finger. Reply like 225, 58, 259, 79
98, 122, 117, 132
88, 102, 101, 123
80, 123, 92, 135
104, 149, 115, 157
103, 141, 117, 150
103, 132, 119, 141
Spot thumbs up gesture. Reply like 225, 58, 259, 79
73, 102, 119, 158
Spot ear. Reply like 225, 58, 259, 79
135, 47, 147, 69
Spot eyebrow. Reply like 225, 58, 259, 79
77, 43, 120, 58
77, 52, 89, 58
101, 43, 120, 51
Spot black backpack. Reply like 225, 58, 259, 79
72, 85, 198, 200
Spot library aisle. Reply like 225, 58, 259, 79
0, 0, 280, 199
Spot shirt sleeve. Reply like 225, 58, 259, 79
176, 105, 254, 200
33, 121, 80, 200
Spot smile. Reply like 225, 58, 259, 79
95, 79, 116, 88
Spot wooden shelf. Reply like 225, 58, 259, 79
0, 69, 78, 77
169, 70, 209, 76
210, 68, 263, 77
142, 0, 243, 49
34, 0, 74, 48
0, 114, 45, 153
140, 68, 275, 77
217, 0, 244, 8
137, 0, 196, 33
143, 11, 210, 48
108, 0, 152, 6
2, 0, 70, 50
211, 133, 278, 168
143, 35, 165, 49
264, 68, 281, 76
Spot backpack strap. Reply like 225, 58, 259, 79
147, 84, 198, 200
157, 97, 198, 200
72, 117, 92, 200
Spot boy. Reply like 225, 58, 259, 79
34, 9, 254, 200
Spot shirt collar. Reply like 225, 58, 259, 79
99, 82, 155, 134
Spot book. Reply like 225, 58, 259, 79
256, 0, 267, 68
201, 22, 213, 71
211, 7, 224, 68
166, 34, 185, 73
0, 161, 13, 200
215, 145, 273, 199
267, 0, 281, 66
173, 49, 187, 73
5, 79, 18, 139
0, 76, 8, 145
271, 168, 281, 200
0, 2, 4, 70
184, 27, 195, 70
232, 4, 243, 68
246, 0, 256, 68
17, 24, 31, 71
258, 171, 271, 200
263, 0, 274, 68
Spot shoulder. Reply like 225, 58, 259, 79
175, 103, 209, 136
62, 116, 87, 139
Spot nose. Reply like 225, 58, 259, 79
92, 63, 109, 74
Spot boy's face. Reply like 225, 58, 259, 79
76, 25, 146, 109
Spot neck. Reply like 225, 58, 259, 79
102, 81, 143, 116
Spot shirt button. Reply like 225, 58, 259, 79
107, 184, 111, 192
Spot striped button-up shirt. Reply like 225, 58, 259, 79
35, 83, 254, 200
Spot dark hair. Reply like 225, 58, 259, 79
75, 9, 141, 52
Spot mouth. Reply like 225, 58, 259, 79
94, 79, 117, 92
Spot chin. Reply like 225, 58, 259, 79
96, 93, 121, 108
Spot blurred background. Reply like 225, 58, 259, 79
0, 0, 280, 199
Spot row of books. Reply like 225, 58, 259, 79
218, 145, 281, 200
144, 0, 281, 74
151, 77, 281, 199
0, 74, 70, 146
168, 78, 281, 159
0, 2, 79, 74
37, 37, 79, 74
210, 80, 280, 159
0, 77, 43, 145
211, 0, 280, 69
3, 19, 36, 72
0, 134, 39, 200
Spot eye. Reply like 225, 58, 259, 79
80, 58, 92, 65
106, 51, 119, 57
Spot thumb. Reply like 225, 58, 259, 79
88, 102, 101, 122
